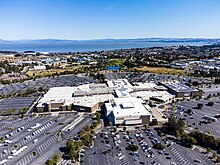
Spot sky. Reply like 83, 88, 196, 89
0, 0, 220, 40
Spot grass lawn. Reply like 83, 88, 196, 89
136, 66, 187, 75
26, 66, 87, 77
106, 59, 125, 66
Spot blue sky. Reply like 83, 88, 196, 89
0, 0, 220, 40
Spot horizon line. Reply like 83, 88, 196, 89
1, 37, 220, 42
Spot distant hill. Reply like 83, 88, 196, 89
0, 39, 12, 44
0, 38, 220, 44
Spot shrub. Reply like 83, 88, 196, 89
153, 143, 165, 150
32, 151, 37, 157
197, 103, 203, 109
125, 144, 138, 152
207, 102, 214, 106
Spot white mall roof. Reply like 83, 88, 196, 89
107, 79, 132, 88
73, 94, 114, 108
105, 97, 151, 118
38, 87, 75, 105
131, 91, 174, 102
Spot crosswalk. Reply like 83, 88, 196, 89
117, 149, 130, 165
85, 153, 100, 165
15, 136, 58, 165
169, 145, 191, 165
15, 153, 33, 165
0, 118, 20, 131
36, 136, 58, 153
145, 155, 159, 165
196, 123, 220, 137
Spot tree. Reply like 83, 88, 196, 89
69, 103, 73, 110
197, 103, 203, 109
45, 159, 55, 165
153, 143, 165, 150
207, 102, 214, 106
187, 109, 192, 114
81, 134, 92, 147
32, 151, 37, 157
96, 112, 101, 122
212, 153, 217, 159
93, 121, 98, 128
84, 125, 91, 132
66, 139, 73, 153
70, 149, 78, 162
182, 134, 197, 148
14, 144, 19, 149
125, 144, 138, 152
207, 148, 211, 153
52, 153, 60, 164
175, 130, 180, 138
66, 140, 82, 162
192, 81, 199, 86
123, 127, 127, 132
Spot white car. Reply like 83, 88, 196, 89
117, 153, 122, 157
7, 156, 13, 159
105, 144, 111, 147
23, 146, 27, 150
118, 155, 125, 160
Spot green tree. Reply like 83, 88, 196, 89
84, 125, 91, 132
187, 109, 192, 114
45, 159, 55, 165
93, 122, 98, 128
197, 103, 203, 109
175, 130, 180, 138
207, 148, 211, 153
207, 102, 214, 106
52, 153, 60, 164
126, 144, 138, 152
70, 149, 78, 162
96, 112, 101, 122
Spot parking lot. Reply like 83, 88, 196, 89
172, 98, 220, 138
83, 127, 214, 165
104, 72, 213, 85
0, 97, 36, 114
0, 113, 93, 165
0, 74, 97, 97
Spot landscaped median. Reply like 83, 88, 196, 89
63, 112, 101, 163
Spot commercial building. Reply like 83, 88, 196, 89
105, 97, 152, 125
107, 79, 132, 88
73, 94, 114, 113
160, 81, 203, 98
36, 87, 75, 112
36, 84, 115, 113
